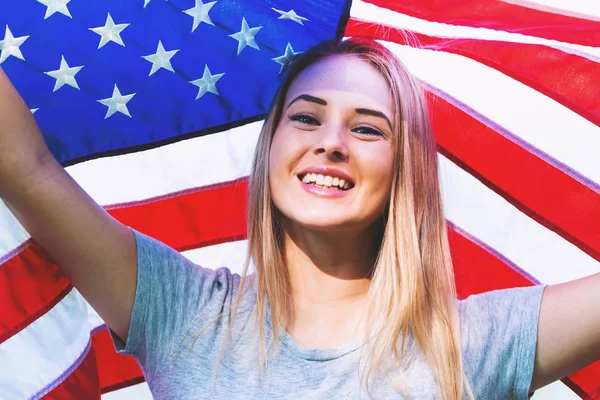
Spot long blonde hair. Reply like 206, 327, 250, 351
222, 37, 474, 400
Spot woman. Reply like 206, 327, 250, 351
0, 38, 598, 399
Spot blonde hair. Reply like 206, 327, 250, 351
219, 37, 474, 400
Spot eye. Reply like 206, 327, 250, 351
289, 113, 321, 126
353, 125, 384, 136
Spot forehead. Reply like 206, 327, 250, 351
285, 55, 394, 114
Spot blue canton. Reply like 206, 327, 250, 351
0, 0, 348, 164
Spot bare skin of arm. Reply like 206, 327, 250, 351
531, 273, 600, 391
0, 67, 136, 342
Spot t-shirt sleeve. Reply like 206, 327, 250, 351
458, 284, 547, 400
109, 229, 240, 381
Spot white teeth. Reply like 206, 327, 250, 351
300, 173, 353, 190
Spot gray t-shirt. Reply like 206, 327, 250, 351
112, 230, 547, 399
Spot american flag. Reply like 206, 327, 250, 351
0, 0, 598, 399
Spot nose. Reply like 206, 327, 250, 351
313, 122, 348, 161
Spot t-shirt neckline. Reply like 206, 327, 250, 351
277, 327, 364, 361
264, 303, 365, 361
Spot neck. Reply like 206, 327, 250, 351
280, 220, 381, 347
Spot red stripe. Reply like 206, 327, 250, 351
0, 242, 71, 343
0, 179, 248, 343
427, 91, 600, 263
41, 344, 101, 400
449, 225, 533, 298
92, 328, 145, 394
346, 19, 600, 127
361, 0, 600, 47
566, 368, 600, 399
107, 177, 248, 251
449, 225, 600, 398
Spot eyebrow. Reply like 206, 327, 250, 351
287, 94, 393, 131
355, 108, 393, 131
287, 94, 327, 108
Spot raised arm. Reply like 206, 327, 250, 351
530, 273, 600, 391
0, 67, 137, 341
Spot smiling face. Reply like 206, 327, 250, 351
268, 54, 396, 234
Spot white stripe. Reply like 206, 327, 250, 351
350, 0, 600, 60
0, 122, 262, 260
0, 288, 92, 400
501, 0, 600, 20
530, 380, 582, 400
101, 382, 153, 400
439, 153, 600, 285
0, 201, 29, 260
182, 239, 250, 275
378, 40, 600, 188
72, 121, 261, 206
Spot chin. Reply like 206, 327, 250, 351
280, 210, 372, 234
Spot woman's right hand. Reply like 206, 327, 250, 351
0, 67, 138, 342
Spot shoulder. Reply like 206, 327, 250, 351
457, 284, 547, 352
116, 230, 258, 379
132, 228, 248, 297
457, 285, 547, 328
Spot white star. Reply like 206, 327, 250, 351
272, 43, 301, 72
44, 56, 84, 91
97, 85, 136, 118
184, 0, 216, 32
37, 0, 72, 19
31, 108, 39, 114
271, 8, 309, 25
190, 65, 224, 99
142, 41, 179, 76
0, 26, 29, 64
89, 13, 130, 49
229, 17, 262, 55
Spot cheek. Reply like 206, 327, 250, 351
360, 148, 395, 214
269, 127, 308, 178
364, 147, 395, 188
